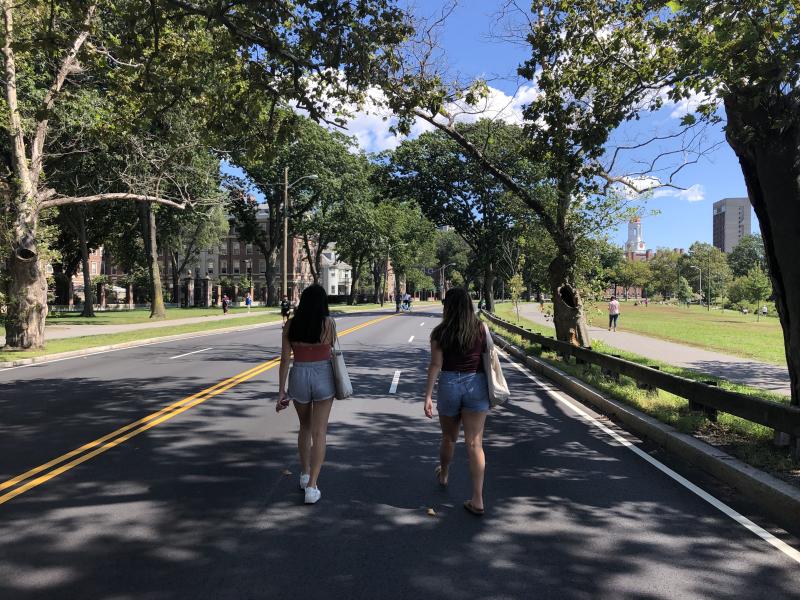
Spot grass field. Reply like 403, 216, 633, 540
484, 306, 799, 485
502, 300, 786, 365
44, 305, 276, 326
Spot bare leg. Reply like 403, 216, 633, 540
461, 410, 488, 511
294, 401, 312, 475
308, 398, 334, 489
437, 414, 461, 485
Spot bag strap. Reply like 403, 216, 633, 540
329, 317, 342, 351
483, 322, 494, 352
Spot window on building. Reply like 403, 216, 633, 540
91, 262, 97, 275
259, 260, 266, 273
207, 261, 214, 274
233, 265, 240, 275
233, 242, 240, 255
221, 263, 228, 274
331, 286, 336, 294
219, 244, 227, 255
111, 265, 117, 275
246, 244, 253, 255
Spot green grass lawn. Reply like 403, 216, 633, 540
497, 300, 786, 366
44, 305, 277, 326
482, 310, 799, 485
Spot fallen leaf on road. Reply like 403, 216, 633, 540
426, 508, 436, 517
282, 469, 292, 476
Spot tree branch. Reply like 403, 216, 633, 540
30, 3, 97, 188
38, 192, 189, 211
411, 108, 557, 235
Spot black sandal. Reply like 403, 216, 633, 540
463, 500, 485, 516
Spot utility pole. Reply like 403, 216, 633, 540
282, 166, 289, 301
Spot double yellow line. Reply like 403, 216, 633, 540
0, 313, 395, 506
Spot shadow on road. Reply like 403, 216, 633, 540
0, 343, 797, 599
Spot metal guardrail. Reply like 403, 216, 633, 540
481, 310, 800, 437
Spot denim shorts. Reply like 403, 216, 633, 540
288, 360, 336, 403
436, 371, 490, 417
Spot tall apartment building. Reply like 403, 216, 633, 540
713, 197, 751, 253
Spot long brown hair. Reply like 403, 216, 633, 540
431, 287, 481, 353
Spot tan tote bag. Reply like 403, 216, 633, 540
330, 320, 353, 399
482, 323, 510, 407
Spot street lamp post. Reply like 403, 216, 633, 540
276, 170, 318, 303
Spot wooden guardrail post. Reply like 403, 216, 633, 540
636, 365, 659, 394
689, 381, 719, 422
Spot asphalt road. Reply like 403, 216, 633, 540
1, 307, 799, 599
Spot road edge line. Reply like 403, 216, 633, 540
491, 332, 800, 542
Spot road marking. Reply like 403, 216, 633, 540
169, 347, 213, 360
408, 336, 414, 343
497, 349, 800, 566
389, 370, 402, 394
0, 313, 396, 506
420, 322, 425, 326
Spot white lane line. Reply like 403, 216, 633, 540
497, 348, 800, 566
389, 370, 402, 394
420, 322, 425, 327
408, 335, 415, 343
169, 347, 213, 360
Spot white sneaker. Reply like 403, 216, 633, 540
304, 486, 321, 504
299, 473, 310, 490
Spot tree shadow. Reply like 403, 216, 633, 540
0, 343, 798, 599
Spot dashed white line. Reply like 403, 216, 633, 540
169, 347, 213, 360
389, 370, 402, 394
497, 348, 800, 566
408, 335, 415, 343
420, 322, 425, 327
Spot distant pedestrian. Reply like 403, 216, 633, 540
245, 292, 252, 313
539, 296, 545, 312
280, 296, 291, 323
608, 296, 620, 331
222, 294, 230, 315
761, 305, 768, 317
276, 284, 337, 505
477, 298, 484, 311
423, 287, 491, 516
644, 297, 648, 307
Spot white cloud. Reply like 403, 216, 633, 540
326, 84, 540, 153
652, 183, 705, 202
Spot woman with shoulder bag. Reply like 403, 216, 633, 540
277, 284, 337, 505
423, 287, 491, 516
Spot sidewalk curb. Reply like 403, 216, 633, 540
492, 332, 800, 529
0, 305, 402, 370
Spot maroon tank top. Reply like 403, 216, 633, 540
441, 326, 486, 373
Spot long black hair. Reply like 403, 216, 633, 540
431, 287, 481, 353
287, 284, 330, 343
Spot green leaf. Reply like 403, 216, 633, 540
666, 1, 682, 13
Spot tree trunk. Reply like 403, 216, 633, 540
348, 256, 364, 305
372, 261, 383, 305
482, 267, 495, 312
170, 252, 182, 308
548, 250, 591, 347
4, 245, 48, 349
77, 209, 94, 318
140, 202, 166, 319
725, 95, 800, 405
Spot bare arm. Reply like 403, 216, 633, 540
424, 340, 443, 419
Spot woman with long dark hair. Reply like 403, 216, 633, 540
423, 287, 490, 516
277, 284, 337, 504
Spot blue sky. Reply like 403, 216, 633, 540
340, 0, 757, 251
